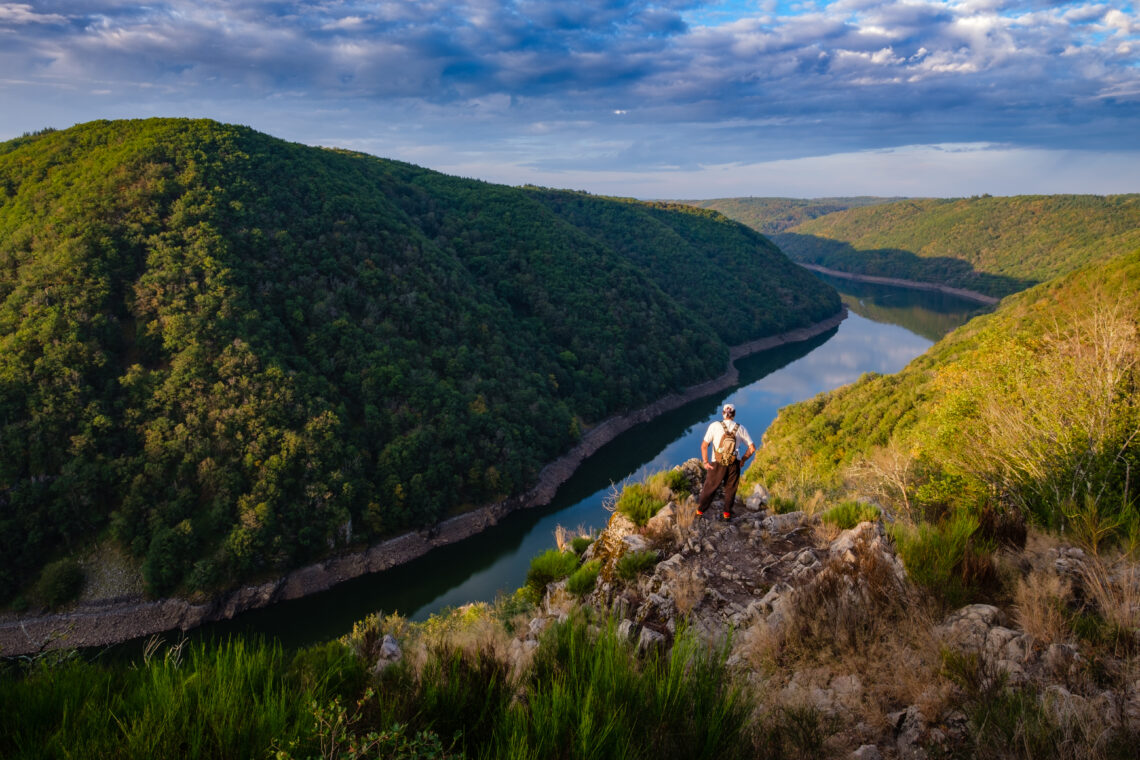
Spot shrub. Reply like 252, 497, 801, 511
34, 559, 84, 609
614, 483, 667, 526
820, 500, 880, 530
566, 560, 601, 596
770, 495, 798, 514
648, 468, 690, 497
616, 550, 659, 581
570, 536, 593, 556
890, 511, 996, 608
525, 550, 579, 596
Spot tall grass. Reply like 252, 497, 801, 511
889, 511, 997, 608
0, 637, 359, 760
488, 617, 754, 760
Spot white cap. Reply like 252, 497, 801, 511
723, 403, 735, 415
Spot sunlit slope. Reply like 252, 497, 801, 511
771, 195, 1140, 299
747, 248, 1140, 529
679, 196, 899, 235
0, 119, 839, 600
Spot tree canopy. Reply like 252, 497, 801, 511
0, 118, 839, 600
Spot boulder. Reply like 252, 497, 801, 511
373, 634, 402, 673
937, 604, 1005, 651
744, 484, 770, 512
762, 511, 807, 534
644, 502, 676, 536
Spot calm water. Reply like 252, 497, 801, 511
193, 276, 987, 648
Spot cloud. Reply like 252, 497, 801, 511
0, 1, 1137, 193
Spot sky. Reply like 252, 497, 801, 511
2, 0, 1138, 198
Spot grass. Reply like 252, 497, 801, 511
889, 511, 997, 608
614, 483, 668, 526
525, 549, 580, 596
616, 550, 659, 581
0, 637, 360, 760
489, 617, 755, 760
566, 560, 602, 596
820, 500, 880, 530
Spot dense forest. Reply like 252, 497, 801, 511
677, 196, 898, 234
0, 119, 839, 604
746, 248, 1140, 550
766, 195, 1140, 298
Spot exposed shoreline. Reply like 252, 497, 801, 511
800, 263, 1001, 306
0, 309, 847, 657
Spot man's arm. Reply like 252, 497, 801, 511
739, 443, 756, 468
701, 439, 714, 470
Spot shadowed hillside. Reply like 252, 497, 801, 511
770, 195, 1140, 299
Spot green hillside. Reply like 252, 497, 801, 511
771, 195, 1140, 299
677, 196, 899, 234
746, 248, 1140, 538
0, 119, 839, 602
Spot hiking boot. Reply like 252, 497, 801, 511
721, 512, 732, 521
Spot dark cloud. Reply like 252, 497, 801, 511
1, 0, 1137, 175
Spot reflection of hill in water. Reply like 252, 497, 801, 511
814, 273, 991, 341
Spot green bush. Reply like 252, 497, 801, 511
650, 469, 691, 496
615, 483, 666, 526
889, 511, 996, 608
770, 495, 798, 514
525, 550, 579, 596
615, 550, 659, 582
570, 536, 593, 556
565, 560, 601, 596
820, 501, 880, 530
34, 559, 84, 609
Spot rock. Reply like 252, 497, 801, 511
527, 617, 548, 638
638, 627, 666, 652
937, 604, 1005, 651
617, 619, 637, 641
373, 634, 402, 673
889, 705, 928, 760
852, 745, 883, 760
622, 534, 652, 554
829, 522, 879, 561
763, 511, 806, 534
645, 502, 676, 535
743, 486, 769, 512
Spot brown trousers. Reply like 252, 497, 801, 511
697, 459, 741, 516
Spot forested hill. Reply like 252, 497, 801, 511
769, 195, 1140, 299
0, 118, 839, 603
676, 196, 899, 234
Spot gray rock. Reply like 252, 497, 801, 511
852, 745, 883, 760
938, 604, 1005, 651
744, 484, 770, 512
889, 705, 929, 760
621, 533, 652, 554
373, 633, 403, 673
638, 627, 666, 652
617, 619, 637, 641
763, 511, 806, 534
645, 502, 676, 535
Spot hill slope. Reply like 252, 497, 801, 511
746, 248, 1140, 533
770, 195, 1140, 299
0, 119, 839, 601
677, 196, 899, 234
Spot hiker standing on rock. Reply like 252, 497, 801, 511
697, 403, 755, 521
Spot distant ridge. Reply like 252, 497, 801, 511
771, 195, 1140, 299
675, 196, 902, 234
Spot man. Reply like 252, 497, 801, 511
697, 403, 756, 521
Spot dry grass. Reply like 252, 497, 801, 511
1013, 569, 1073, 649
664, 565, 705, 619
1080, 552, 1140, 646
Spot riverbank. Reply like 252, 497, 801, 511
799, 263, 1001, 305
0, 310, 847, 657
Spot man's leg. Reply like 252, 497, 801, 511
721, 460, 742, 518
696, 463, 726, 514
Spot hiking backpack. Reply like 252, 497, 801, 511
715, 421, 739, 466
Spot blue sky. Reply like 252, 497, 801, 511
2, 1, 1138, 197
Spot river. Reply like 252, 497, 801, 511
197, 274, 989, 648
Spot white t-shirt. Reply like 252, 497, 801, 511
703, 419, 753, 459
